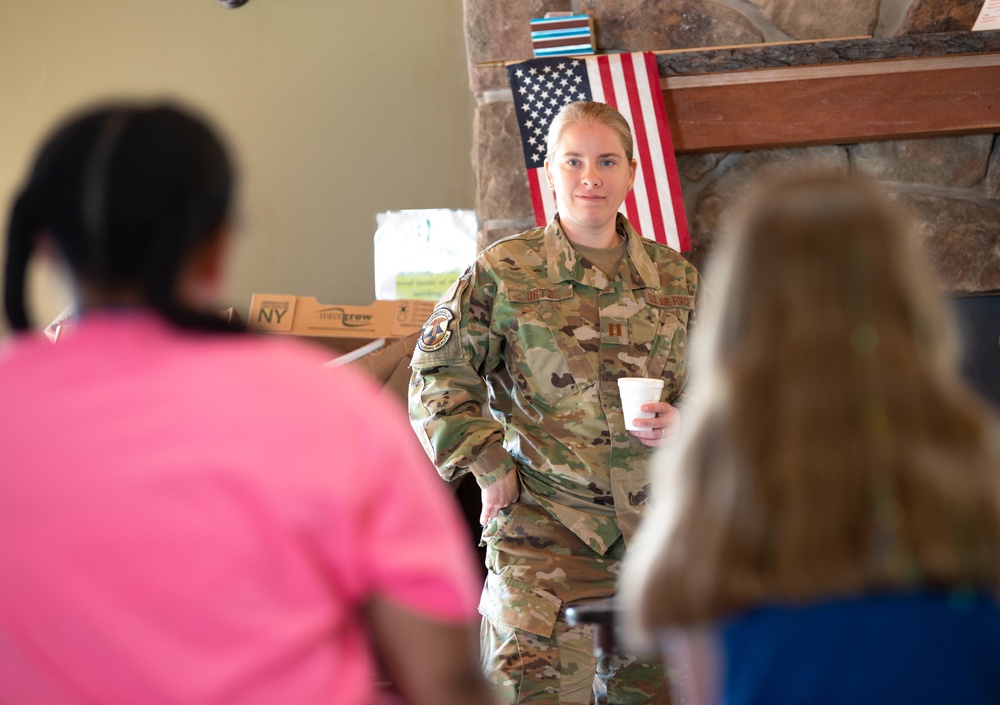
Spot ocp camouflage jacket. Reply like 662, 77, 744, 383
409, 214, 699, 553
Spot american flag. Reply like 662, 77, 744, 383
506, 52, 690, 252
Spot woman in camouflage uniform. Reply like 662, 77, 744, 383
409, 101, 699, 704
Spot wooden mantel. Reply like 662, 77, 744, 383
656, 31, 1000, 153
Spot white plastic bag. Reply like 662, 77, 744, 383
373, 209, 477, 301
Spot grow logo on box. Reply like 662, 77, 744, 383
318, 307, 374, 328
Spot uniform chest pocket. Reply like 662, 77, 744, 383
643, 293, 694, 393
502, 285, 589, 409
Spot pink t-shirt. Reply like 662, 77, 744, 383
0, 311, 481, 705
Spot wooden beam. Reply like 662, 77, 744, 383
663, 53, 1000, 152
654, 31, 1000, 76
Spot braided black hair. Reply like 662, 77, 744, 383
3, 102, 240, 332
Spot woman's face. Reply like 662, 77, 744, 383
544, 121, 636, 241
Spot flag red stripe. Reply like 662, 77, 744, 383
642, 53, 690, 250
620, 54, 668, 245
527, 168, 549, 228
595, 56, 643, 234
596, 55, 617, 106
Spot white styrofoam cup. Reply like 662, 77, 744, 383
617, 377, 665, 431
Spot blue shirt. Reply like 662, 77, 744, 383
719, 592, 1000, 705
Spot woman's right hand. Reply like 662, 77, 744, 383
479, 469, 520, 525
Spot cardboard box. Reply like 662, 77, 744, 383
247, 293, 434, 350
246, 293, 435, 402
326, 331, 422, 403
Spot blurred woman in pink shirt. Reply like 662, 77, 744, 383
0, 101, 497, 705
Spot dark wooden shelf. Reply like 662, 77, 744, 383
657, 32, 1000, 152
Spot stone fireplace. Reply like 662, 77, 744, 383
462, 0, 1000, 294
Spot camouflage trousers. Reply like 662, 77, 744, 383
478, 503, 670, 704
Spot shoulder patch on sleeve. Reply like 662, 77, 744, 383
417, 307, 455, 352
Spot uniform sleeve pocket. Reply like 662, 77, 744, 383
479, 571, 562, 638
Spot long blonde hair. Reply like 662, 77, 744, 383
624, 172, 1000, 632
